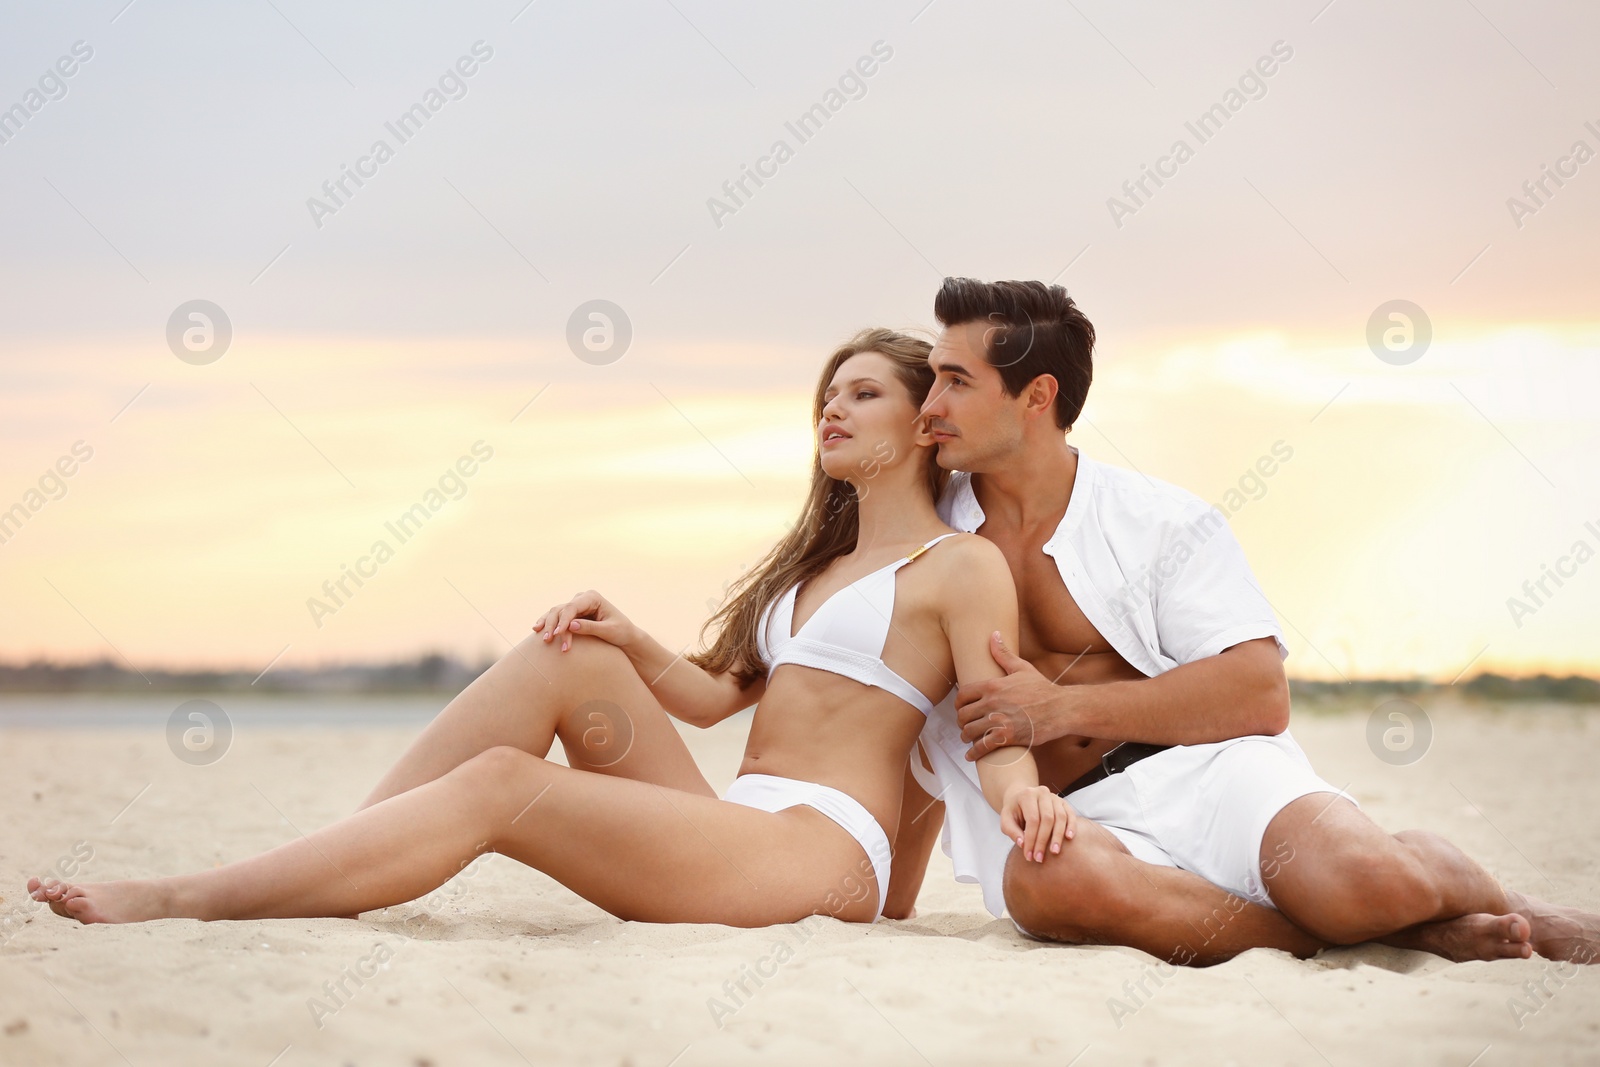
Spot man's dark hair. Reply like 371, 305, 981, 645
933, 277, 1095, 430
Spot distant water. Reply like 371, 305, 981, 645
0, 694, 447, 729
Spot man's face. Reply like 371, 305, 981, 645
920, 321, 1026, 472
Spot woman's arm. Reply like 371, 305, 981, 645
880, 760, 945, 920
534, 591, 762, 728
938, 538, 1076, 861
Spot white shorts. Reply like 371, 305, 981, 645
722, 773, 892, 921
1065, 731, 1356, 908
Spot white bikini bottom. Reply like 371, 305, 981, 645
721, 773, 893, 921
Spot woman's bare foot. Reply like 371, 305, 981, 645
1505, 890, 1600, 964
1388, 912, 1533, 962
26, 877, 173, 925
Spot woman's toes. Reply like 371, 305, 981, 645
24, 877, 114, 923
60, 889, 99, 923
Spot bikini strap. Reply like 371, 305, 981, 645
903, 531, 960, 564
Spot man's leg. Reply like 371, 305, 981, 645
1005, 816, 1329, 966
1004, 809, 1532, 966
1263, 796, 1599, 964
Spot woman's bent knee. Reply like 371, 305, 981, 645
510, 632, 630, 694
455, 747, 547, 800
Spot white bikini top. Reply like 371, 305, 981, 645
755, 533, 960, 715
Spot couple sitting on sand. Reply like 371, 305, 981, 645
29, 277, 1599, 968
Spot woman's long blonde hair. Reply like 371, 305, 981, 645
688, 328, 946, 687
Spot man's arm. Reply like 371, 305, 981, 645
957, 636, 1289, 758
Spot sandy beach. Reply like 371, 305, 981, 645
2, 697, 1597, 1066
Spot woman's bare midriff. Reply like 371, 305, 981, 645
739, 665, 930, 847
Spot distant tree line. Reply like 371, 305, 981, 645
0, 656, 1595, 703
1289, 673, 1600, 705
0, 654, 492, 694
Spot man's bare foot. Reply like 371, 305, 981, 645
26, 877, 171, 925
1505, 890, 1600, 964
1388, 912, 1533, 962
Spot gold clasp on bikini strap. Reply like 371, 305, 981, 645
904, 544, 931, 563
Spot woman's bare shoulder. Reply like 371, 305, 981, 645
914, 532, 1012, 592
927, 531, 1007, 570
908, 533, 1015, 629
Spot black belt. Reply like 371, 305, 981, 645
1058, 742, 1172, 797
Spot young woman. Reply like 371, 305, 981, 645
29, 328, 1074, 928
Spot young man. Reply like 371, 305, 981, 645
884, 277, 1599, 968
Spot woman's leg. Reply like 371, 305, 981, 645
32, 748, 877, 927
358, 632, 714, 809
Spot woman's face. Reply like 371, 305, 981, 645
816, 351, 931, 487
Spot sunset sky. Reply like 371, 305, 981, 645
2, 0, 1596, 681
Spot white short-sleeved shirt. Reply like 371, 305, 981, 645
911, 447, 1287, 917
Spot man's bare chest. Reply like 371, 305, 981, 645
982, 524, 1143, 685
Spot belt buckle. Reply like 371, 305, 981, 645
1099, 742, 1129, 778
1101, 741, 1170, 778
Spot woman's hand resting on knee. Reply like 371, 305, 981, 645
533, 591, 761, 728
1001, 784, 1078, 863
533, 591, 640, 653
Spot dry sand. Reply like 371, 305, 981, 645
2, 698, 1597, 1066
